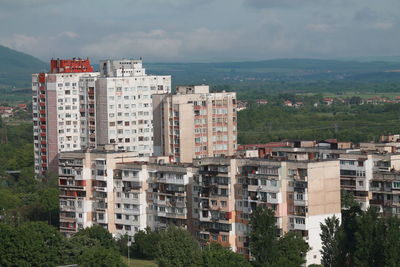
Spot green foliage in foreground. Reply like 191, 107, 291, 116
320, 207, 400, 267
0, 223, 126, 267
202, 242, 251, 267
156, 226, 202, 267
250, 206, 309, 267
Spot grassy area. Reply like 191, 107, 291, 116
318, 91, 400, 99
122, 257, 158, 267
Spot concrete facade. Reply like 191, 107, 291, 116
95, 59, 171, 156
153, 85, 237, 163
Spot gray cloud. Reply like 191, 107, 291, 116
244, 0, 328, 9
0, 0, 398, 62
353, 7, 379, 22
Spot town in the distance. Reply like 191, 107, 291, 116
29, 58, 400, 266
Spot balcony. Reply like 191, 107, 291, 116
124, 208, 141, 215
60, 215, 76, 223
293, 217, 307, 231
370, 199, 384, 205
60, 205, 76, 212
166, 213, 186, 219
199, 212, 211, 222
95, 175, 107, 181
93, 186, 107, 192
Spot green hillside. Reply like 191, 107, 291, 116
0, 45, 47, 88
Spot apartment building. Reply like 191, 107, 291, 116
116, 160, 196, 233
32, 58, 99, 174
58, 146, 138, 236
58, 143, 341, 265
95, 59, 171, 156
59, 147, 195, 237
153, 85, 237, 163
192, 158, 239, 251
250, 139, 400, 213
339, 152, 400, 209
369, 171, 400, 216
192, 157, 341, 265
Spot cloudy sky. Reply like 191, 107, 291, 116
0, 0, 399, 62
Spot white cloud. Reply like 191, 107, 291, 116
81, 30, 183, 60
81, 28, 243, 61
59, 31, 79, 39
372, 22, 393, 30
0, 34, 40, 55
306, 23, 333, 32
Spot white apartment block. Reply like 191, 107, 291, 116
95, 59, 171, 156
32, 59, 99, 175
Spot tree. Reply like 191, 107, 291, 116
382, 216, 400, 267
341, 190, 359, 209
78, 246, 126, 267
0, 221, 68, 267
249, 206, 279, 266
353, 207, 385, 267
249, 206, 309, 267
75, 225, 116, 250
274, 231, 309, 267
156, 225, 202, 267
202, 242, 251, 267
320, 215, 340, 267
130, 227, 161, 259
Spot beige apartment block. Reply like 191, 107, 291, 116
59, 146, 195, 237
58, 146, 138, 236
191, 157, 341, 266
153, 85, 237, 163
370, 171, 400, 216
117, 160, 196, 232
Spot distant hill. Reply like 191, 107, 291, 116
1, 44, 400, 98
144, 58, 400, 85
0, 45, 47, 88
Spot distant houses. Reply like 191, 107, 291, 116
0, 107, 13, 118
0, 104, 28, 119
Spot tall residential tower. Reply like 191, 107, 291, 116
153, 85, 237, 163
95, 59, 171, 156
32, 59, 99, 174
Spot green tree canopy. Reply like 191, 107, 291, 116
156, 225, 202, 267
202, 242, 251, 267
77, 246, 126, 267
74, 225, 116, 250
249, 206, 309, 267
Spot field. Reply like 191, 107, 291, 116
122, 257, 158, 267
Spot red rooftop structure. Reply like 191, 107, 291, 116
50, 58, 94, 73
